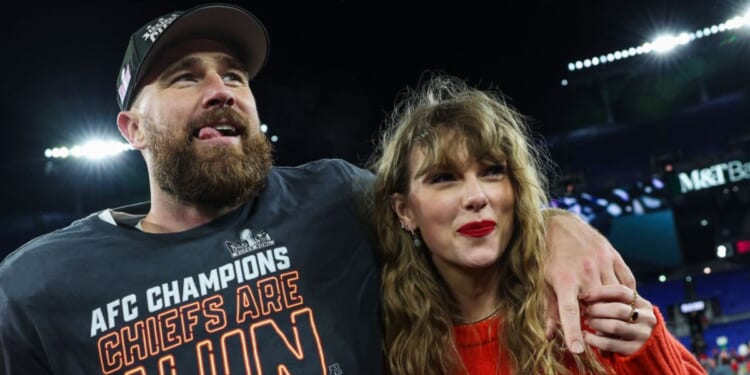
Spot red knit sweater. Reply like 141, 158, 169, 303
453, 307, 706, 374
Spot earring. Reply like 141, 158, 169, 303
410, 229, 422, 247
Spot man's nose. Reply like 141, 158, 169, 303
202, 72, 235, 108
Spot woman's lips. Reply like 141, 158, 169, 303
457, 220, 497, 238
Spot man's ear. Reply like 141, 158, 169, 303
116, 111, 147, 150
391, 193, 417, 230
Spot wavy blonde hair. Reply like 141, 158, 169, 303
368, 75, 610, 375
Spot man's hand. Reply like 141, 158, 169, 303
543, 210, 635, 354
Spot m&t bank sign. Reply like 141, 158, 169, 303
678, 160, 750, 193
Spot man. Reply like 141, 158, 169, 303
0, 4, 633, 374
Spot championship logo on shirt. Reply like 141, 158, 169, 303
224, 228, 275, 258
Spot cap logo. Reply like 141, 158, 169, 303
117, 64, 132, 104
141, 13, 179, 43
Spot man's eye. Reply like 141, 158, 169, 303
427, 173, 454, 184
223, 72, 246, 83
171, 73, 196, 83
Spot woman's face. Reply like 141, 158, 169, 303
394, 144, 515, 276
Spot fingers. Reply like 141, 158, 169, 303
583, 313, 654, 356
583, 331, 644, 356
580, 284, 638, 304
553, 277, 585, 354
591, 234, 618, 286
580, 285, 657, 356
586, 301, 638, 322
543, 212, 628, 355
612, 249, 636, 289
585, 317, 645, 341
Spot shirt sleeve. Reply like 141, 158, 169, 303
606, 306, 707, 375
0, 269, 52, 374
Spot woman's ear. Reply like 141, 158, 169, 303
116, 110, 148, 150
391, 193, 417, 230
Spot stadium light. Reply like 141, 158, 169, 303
716, 244, 728, 258
45, 140, 133, 160
651, 33, 691, 54
565, 8, 750, 71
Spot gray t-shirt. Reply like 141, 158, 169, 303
0, 159, 381, 374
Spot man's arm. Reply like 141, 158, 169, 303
543, 209, 636, 354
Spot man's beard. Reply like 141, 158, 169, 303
145, 108, 273, 208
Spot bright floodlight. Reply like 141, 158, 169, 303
651, 34, 686, 53
45, 140, 133, 160
260, 123, 268, 133
717, 244, 727, 258
270, 135, 279, 143
565, 9, 750, 71
658, 274, 667, 282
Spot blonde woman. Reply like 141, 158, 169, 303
369, 75, 704, 374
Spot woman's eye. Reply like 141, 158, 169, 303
485, 164, 507, 176
428, 173, 454, 184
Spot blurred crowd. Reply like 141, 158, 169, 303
701, 343, 750, 375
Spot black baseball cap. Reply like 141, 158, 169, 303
116, 3, 269, 110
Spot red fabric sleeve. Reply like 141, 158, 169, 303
606, 306, 707, 374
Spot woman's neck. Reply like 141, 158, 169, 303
438, 264, 502, 324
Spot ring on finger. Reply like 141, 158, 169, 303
628, 305, 639, 323
628, 289, 639, 323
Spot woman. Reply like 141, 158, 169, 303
369, 75, 704, 374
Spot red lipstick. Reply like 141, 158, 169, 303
457, 220, 496, 238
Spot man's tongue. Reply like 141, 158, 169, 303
198, 127, 222, 140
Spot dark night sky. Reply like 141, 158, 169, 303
2, 0, 748, 253
3, 1, 732, 162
